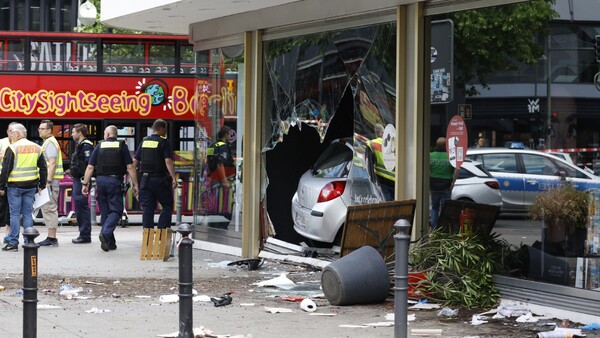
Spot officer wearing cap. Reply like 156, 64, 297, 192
133, 119, 177, 231
82, 125, 139, 252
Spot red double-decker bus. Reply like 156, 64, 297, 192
0, 31, 237, 221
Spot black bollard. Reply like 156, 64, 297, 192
90, 177, 97, 227
393, 219, 412, 338
23, 227, 40, 338
176, 223, 194, 338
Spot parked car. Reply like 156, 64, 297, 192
291, 138, 503, 244
466, 148, 600, 212
451, 161, 502, 206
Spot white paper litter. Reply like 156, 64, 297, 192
240, 303, 255, 307
264, 307, 293, 314
364, 322, 394, 327
85, 281, 105, 285
309, 313, 337, 316
37, 304, 62, 309
207, 260, 233, 268
253, 273, 296, 290
159, 294, 179, 303
470, 315, 488, 326
135, 295, 151, 299
385, 313, 416, 321
156, 326, 253, 338
85, 307, 111, 313
516, 312, 539, 323
409, 303, 441, 310
192, 295, 211, 302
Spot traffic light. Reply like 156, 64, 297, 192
596, 35, 600, 62
551, 111, 559, 123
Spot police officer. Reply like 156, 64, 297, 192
70, 123, 94, 244
207, 126, 235, 186
0, 123, 47, 251
133, 119, 177, 230
82, 125, 139, 252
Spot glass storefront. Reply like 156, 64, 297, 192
192, 45, 244, 247
429, 2, 600, 295
262, 23, 397, 243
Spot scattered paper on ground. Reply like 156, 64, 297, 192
207, 260, 233, 268
156, 326, 253, 338
85, 281, 105, 285
264, 307, 293, 314
37, 304, 62, 309
159, 294, 179, 303
409, 303, 441, 310
135, 295, 151, 299
385, 313, 416, 321
240, 303, 255, 306
85, 307, 111, 313
364, 322, 394, 327
193, 295, 211, 302
470, 315, 488, 326
411, 328, 443, 336
253, 273, 296, 290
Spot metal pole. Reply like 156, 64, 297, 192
393, 219, 412, 338
23, 227, 40, 338
170, 179, 183, 258
90, 177, 97, 227
546, 35, 552, 149
177, 223, 194, 338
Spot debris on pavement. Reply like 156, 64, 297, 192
581, 322, 600, 331
252, 273, 296, 290
156, 326, 252, 338
470, 314, 489, 326
437, 307, 459, 317
85, 307, 112, 313
309, 312, 337, 316
264, 306, 293, 313
384, 313, 416, 322
159, 294, 179, 303
299, 298, 317, 312
37, 304, 62, 309
409, 302, 441, 310
84, 280, 105, 285
536, 327, 583, 338
258, 251, 330, 270
193, 295, 211, 302
59, 284, 83, 299
210, 292, 233, 307
410, 328, 443, 336
227, 258, 264, 270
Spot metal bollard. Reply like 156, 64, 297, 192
23, 227, 40, 338
90, 177, 97, 227
177, 223, 194, 338
393, 219, 412, 338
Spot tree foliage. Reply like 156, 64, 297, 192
76, 0, 153, 34
451, 0, 558, 96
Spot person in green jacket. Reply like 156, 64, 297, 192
430, 137, 459, 229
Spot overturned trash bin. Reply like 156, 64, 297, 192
321, 245, 389, 306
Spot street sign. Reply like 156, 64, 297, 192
446, 115, 468, 169
458, 104, 472, 120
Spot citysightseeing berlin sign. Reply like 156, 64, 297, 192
0, 74, 237, 120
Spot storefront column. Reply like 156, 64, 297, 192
241, 30, 263, 258
397, 3, 426, 236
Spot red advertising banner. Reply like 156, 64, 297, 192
445, 114, 468, 169
0, 74, 201, 120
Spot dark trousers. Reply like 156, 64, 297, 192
96, 176, 123, 246
0, 192, 9, 227
73, 179, 92, 240
140, 175, 174, 229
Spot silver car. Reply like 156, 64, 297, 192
292, 139, 503, 244
466, 148, 600, 212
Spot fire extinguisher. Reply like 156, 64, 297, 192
459, 208, 475, 236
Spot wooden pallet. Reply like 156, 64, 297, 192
340, 199, 417, 263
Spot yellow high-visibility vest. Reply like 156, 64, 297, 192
367, 138, 395, 182
8, 138, 41, 183
41, 136, 64, 180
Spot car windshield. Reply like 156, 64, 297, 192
312, 142, 353, 178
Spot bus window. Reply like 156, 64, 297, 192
181, 44, 196, 74
149, 43, 175, 74
0, 39, 25, 71
103, 42, 145, 74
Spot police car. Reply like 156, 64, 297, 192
466, 148, 600, 212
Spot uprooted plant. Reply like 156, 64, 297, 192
409, 228, 516, 308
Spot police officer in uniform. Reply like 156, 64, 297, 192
82, 125, 138, 252
70, 123, 94, 244
0, 123, 47, 251
133, 119, 177, 230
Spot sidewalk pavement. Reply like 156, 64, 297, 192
0, 225, 599, 338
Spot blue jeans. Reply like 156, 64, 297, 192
7, 186, 36, 246
140, 175, 174, 229
96, 176, 123, 246
430, 189, 452, 229
73, 179, 92, 240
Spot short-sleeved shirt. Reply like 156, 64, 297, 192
88, 137, 133, 167
430, 151, 455, 191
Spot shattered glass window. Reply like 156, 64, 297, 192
263, 23, 397, 150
